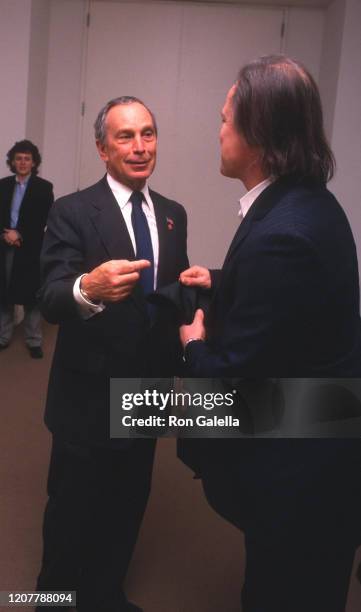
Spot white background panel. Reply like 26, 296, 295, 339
171, 4, 283, 266
79, 1, 183, 192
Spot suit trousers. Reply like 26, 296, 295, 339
37, 437, 156, 612
200, 439, 361, 612
0, 248, 42, 346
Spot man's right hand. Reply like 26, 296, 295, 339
179, 265, 211, 289
2, 228, 22, 247
81, 259, 151, 302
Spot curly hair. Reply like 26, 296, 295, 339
7, 140, 41, 175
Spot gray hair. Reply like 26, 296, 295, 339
94, 96, 158, 144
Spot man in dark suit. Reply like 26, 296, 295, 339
36, 96, 188, 612
0, 140, 53, 357
179, 56, 361, 612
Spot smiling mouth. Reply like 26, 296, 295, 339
128, 162, 150, 171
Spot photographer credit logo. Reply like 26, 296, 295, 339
110, 379, 240, 438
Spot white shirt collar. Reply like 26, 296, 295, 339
239, 177, 273, 219
106, 173, 153, 211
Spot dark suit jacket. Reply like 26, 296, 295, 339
179, 178, 361, 526
39, 176, 188, 446
0, 174, 53, 305
186, 177, 361, 377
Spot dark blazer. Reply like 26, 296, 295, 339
39, 175, 188, 446
186, 177, 361, 378
179, 177, 361, 494
0, 174, 53, 305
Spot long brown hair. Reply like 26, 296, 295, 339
233, 55, 335, 184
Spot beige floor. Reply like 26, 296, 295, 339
0, 321, 360, 612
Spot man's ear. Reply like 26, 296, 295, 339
96, 140, 108, 163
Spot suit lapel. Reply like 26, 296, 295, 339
223, 178, 293, 266
2, 175, 38, 228
223, 211, 254, 267
87, 176, 147, 313
151, 190, 170, 288
88, 176, 135, 261
1, 177, 16, 226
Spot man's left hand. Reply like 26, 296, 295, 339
180, 308, 206, 347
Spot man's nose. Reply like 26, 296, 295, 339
133, 135, 145, 152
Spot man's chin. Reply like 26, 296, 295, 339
128, 164, 155, 180
129, 170, 152, 184
125, 174, 149, 190
220, 165, 236, 179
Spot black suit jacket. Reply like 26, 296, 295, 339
0, 174, 53, 304
39, 176, 188, 446
179, 178, 361, 504
186, 177, 361, 377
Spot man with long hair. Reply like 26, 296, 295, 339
179, 56, 361, 612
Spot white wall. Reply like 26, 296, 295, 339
0, 0, 31, 176
25, 0, 51, 156
329, 0, 361, 267
319, 0, 345, 141
41, 0, 86, 197
284, 7, 325, 81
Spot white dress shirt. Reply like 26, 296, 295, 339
73, 173, 159, 318
238, 177, 273, 220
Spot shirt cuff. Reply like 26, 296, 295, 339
73, 274, 105, 319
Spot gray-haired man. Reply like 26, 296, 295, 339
36, 97, 188, 612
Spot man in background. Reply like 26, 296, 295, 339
37, 96, 188, 612
0, 140, 53, 357
180, 56, 361, 612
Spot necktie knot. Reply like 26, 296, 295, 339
130, 191, 143, 208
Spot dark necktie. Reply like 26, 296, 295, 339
130, 190, 154, 296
